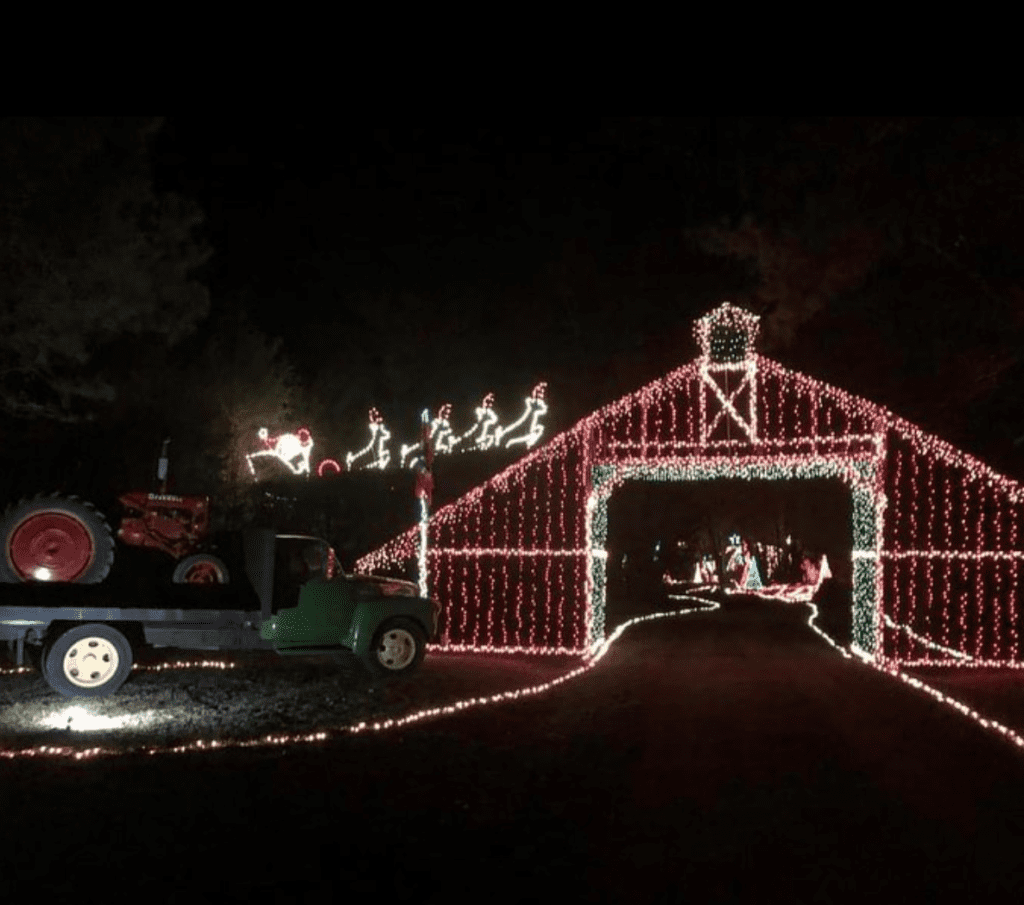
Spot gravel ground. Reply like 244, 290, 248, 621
0, 646, 582, 757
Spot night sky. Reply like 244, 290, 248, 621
147, 117, 757, 435
5, 116, 1024, 502
8, 123, 1024, 905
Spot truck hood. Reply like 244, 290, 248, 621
353, 574, 419, 597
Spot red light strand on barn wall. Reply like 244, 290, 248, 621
354, 302, 1024, 666
1010, 510, 1020, 661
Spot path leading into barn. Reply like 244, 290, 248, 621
4, 594, 1024, 903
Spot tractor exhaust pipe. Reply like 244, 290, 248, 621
157, 438, 171, 493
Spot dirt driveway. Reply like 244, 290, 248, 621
4, 594, 1024, 904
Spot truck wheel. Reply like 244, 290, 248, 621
0, 494, 115, 584
42, 624, 133, 697
362, 617, 427, 677
173, 553, 230, 584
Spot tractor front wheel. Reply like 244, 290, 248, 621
172, 553, 230, 584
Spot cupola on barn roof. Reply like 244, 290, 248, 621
693, 301, 760, 363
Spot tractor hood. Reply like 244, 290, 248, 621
352, 574, 420, 597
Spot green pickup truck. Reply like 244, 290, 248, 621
0, 529, 440, 697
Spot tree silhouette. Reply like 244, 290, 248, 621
681, 117, 1024, 448
154, 300, 300, 526
0, 117, 212, 422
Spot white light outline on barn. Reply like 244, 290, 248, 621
584, 455, 883, 655
699, 358, 758, 443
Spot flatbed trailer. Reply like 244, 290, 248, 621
0, 529, 439, 697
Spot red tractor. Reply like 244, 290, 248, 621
0, 439, 230, 585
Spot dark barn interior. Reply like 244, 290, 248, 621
604, 477, 854, 628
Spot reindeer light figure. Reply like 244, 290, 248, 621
401, 404, 458, 468
345, 408, 392, 470
246, 427, 314, 477
497, 382, 548, 449
454, 392, 500, 451
433, 403, 459, 454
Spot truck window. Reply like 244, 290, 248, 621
272, 538, 333, 612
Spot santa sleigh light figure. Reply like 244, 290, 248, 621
246, 427, 314, 477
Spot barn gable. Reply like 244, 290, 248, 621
356, 303, 1024, 667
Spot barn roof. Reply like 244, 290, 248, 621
356, 303, 1024, 571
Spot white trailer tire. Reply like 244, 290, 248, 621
42, 624, 133, 697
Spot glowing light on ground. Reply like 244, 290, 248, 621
36, 705, 167, 732
0, 596, 713, 760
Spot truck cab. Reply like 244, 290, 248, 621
259, 531, 439, 672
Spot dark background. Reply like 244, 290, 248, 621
2, 116, 1023, 557
5, 120, 1024, 905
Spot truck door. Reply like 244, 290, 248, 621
270, 537, 356, 648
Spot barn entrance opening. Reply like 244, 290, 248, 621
603, 477, 854, 642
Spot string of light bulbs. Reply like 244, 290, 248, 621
355, 302, 1024, 669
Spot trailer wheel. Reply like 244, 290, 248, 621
173, 553, 230, 584
42, 624, 133, 697
0, 494, 115, 584
361, 616, 427, 677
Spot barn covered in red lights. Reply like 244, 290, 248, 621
356, 302, 1024, 667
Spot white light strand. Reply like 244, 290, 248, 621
882, 612, 972, 661
417, 496, 428, 599
426, 548, 587, 558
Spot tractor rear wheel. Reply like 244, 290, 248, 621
0, 494, 115, 584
